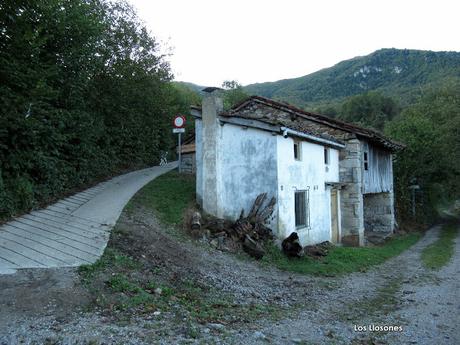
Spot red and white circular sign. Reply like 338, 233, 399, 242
173, 115, 186, 128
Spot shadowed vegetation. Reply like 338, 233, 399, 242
0, 0, 191, 221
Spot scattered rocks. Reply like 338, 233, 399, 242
208, 323, 225, 331
253, 330, 266, 339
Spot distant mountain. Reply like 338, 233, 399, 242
173, 81, 207, 95
244, 48, 460, 109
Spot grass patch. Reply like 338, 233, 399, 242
342, 278, 402, 322
79, 248, 141, 283
128, 170, 195, 224
422, 223, 459, 269
262, 233, 421, 276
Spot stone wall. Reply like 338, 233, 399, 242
363, 191, 395, 244
180, 153, 195, 174
339, 139, 365, 246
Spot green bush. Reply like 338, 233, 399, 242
0, 0, 189, 221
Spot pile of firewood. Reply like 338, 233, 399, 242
187, 193, 276, 259
187, 194, 333, 260
282, 233, 332, 258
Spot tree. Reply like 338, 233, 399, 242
385, 82, 460, 222
339, 92, 400, 131
222, 80, 248, 110
0, 0, 178, 220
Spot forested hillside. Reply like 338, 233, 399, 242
178, 77, 460, 225
244, 48, 460, 109
0, 0, 187, 220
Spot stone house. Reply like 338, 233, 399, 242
191, 89, 404, 246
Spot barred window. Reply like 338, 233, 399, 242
295, 189, 310, 228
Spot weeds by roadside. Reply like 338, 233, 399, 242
126, 170, 195, 225
422, 223, 459, 269
342, 278, 402, 322
262, 233, 421, 276
79, 245, 281, 324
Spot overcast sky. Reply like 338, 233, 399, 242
128, 0, 460, 87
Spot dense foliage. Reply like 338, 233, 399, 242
385, 83, 460, 223
317, 85, 459, 224
337, 92, 400, 131
0, 0, 184, 220
244, 48, 460, 109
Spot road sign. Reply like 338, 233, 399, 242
173, 115, 186, 128
173, 116, 186, 173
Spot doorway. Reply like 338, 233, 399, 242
330, 188, 341, 244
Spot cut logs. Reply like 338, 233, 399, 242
188, 194, 333, 260
191, 212, 201, 230
191, 193, 276, 259
281, 232, 303, 257
303, 241, 332, 258
242, 235, 265, 260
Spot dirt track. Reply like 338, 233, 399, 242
0, 205, 458, 345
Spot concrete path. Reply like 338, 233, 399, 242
0, 162, 177, 275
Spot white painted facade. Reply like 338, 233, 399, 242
195, 97, 342, 245
196, 121, 278, 225
276, 136, 340, 245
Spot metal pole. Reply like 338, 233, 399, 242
178, 132, 182, 173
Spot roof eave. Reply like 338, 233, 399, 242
230, 96, 405, 151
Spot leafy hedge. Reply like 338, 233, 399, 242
0, 0, 187, 220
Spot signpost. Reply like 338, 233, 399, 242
173, 116, 186, 173
408, 184, 420, 217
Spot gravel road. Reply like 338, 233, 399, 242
0, 210, 458, 345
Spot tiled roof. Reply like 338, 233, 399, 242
223, 96, 405, 151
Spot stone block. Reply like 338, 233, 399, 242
342, 234, 360, 247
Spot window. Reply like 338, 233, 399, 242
294, 141, 301, 160
324, 147, 330, 165
363, 152, 369, 171
295, 189, 310, 228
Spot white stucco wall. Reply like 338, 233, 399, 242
325, 148, 339, 182
196, 113, 342, 245
195, 119, 203, 206
216, 124, 278, 227
276, 136, 340, 245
